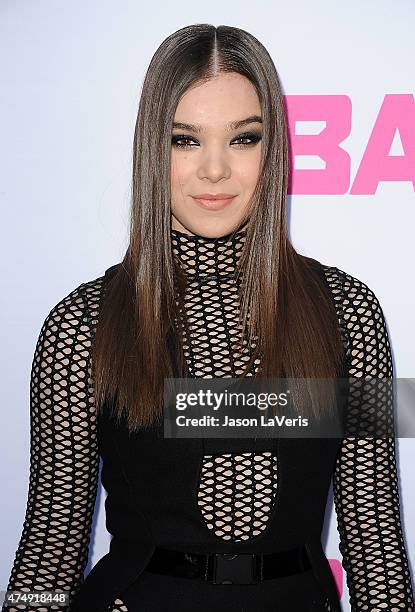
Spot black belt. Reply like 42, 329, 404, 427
145, 545, 312, 584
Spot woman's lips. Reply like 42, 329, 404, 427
192, 196, 236, 211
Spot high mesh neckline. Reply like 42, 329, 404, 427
171, 226, 247, 282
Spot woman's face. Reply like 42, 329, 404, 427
170, 72, 262, 238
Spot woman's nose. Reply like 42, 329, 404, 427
197, 150, 232, 181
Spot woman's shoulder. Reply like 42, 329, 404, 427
304, 257, 389, 331
304, 256, 384, 305
41, 263, 122, 336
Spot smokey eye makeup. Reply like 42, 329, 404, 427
171, 131, 262, 149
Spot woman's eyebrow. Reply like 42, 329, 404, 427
172, 115, 262, 133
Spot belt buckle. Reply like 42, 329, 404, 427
212, 553, 259, 585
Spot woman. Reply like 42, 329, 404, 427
3, 24, 414, 612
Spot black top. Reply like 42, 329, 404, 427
3, 227, 414, 611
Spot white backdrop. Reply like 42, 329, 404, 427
1, 1, 414, 609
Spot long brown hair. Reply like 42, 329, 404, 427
93, 24, 345, 432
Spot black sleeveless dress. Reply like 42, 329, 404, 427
3, 227, 414, 612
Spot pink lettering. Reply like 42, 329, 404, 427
284, 94, 415, 194
350, 94, 415, 194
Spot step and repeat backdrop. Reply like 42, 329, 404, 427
1, 1, 414, 610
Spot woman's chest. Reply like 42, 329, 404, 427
100, 413, 341, 547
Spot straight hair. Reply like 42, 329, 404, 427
93, 24, 345, 433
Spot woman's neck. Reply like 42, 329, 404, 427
171, 226, 247, 280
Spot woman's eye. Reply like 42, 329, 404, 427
171, 132, 262, 149
232, 132, 262, 146
171, 135, 198, 148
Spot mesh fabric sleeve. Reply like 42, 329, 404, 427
324, 266, 414, 611
2, 278, 103, 612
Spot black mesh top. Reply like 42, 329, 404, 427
3, 226, 414, 612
